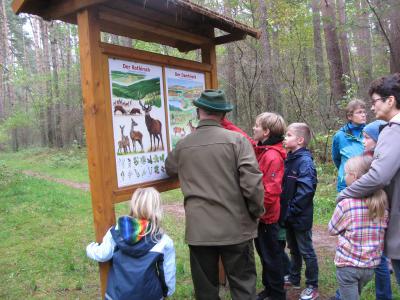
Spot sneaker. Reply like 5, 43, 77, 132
284, 277, 300, 289
256, 289, 270, 300
299, 286, 319, 300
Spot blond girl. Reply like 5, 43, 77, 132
86, 187, 176, 300
328, 156, 388, 300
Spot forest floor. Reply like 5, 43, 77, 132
23, 168, 338, 300
1, 148, 399, 299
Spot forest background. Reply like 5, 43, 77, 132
0, 0, 400, 158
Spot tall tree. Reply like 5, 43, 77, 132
311, 0, 328, 104
321, 0, 345, 106
388, 0, 400, 72
50, 21, 63, 148
223, 0, 238, 123
256, 0, 277, 111
336, 0, 351, 77
39, 18, 55, 147
354, 0, 372, 97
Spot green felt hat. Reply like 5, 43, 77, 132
193, 89, 234, 112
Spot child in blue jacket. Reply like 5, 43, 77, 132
86, 187, 176, 300
332, 99, 366, 192
281, 123, 319, 300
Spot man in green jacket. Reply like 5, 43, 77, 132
166, 89, 264, 300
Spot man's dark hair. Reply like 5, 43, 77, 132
368, 73, 400, 109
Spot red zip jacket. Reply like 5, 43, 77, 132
221, 118, 286, 223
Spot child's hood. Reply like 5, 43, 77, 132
110, 216, 159, 257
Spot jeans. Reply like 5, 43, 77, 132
254, 223, 286, 300
392, 259, 400, 286
278, 239, 291, 276
286, 226, 319, 287
375, 255, 392, 300
334, 255, 392, 300
336, 266, 374, 300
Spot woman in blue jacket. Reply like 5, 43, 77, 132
332, 99, 366, 192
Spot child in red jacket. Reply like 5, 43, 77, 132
222, 113, 287, 300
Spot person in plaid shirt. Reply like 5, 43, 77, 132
329, 155, 388, 300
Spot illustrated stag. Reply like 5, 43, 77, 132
118, 125, 131, 154
139, 100, 164, 151
130, 118, 144, 152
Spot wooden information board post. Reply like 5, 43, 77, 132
12, 0, 260, 295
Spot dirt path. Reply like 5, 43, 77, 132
24, 170, 337, 299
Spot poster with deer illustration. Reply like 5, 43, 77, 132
108, 58, 168, 188
165, 68, 205, 150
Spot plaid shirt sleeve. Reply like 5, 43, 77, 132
328, 201, 349, 235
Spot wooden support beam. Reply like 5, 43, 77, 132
214, 32, 247, 45
98, 6, 212, 47
100, 42, 212, 72
99, 20, 181, 49
77, 8, 115, 296
41, 0, 108, 20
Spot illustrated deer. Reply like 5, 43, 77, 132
114, 105, 127, 115
129, 107, 141, 115
188, 120, 196, 133
173, 126, 185, 136
130, 118, 144, 152
139, 100, 164, 151
118, 125, 131, 153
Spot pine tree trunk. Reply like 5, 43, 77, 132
40, 18, 55, 147
388, 0, 400, 72
336, 0, 351, 77
321, 0, 345, 107
311, 0, 328, 105
355, 0, 372, 98
223, 0, 238, 123
50, 22, 63, 148
257, 0, 277, 111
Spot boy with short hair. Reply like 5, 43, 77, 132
221, 113, 287, 300
282, 123, 319, 300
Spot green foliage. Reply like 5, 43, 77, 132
0, 161, 20, 188
0, 111, 34, 143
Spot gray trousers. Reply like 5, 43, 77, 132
189, 240, 256, 300
336, 266, 374, 300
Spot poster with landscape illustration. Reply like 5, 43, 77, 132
165, 68, 205, 150
108, 58, 168, 188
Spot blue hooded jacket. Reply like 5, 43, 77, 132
86, 216, 176, 300
332, 122, 364, 192
281, 148, 317, 231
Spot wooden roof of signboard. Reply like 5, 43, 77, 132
12, 0, 261, 52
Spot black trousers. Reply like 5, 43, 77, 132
189, 240, 257, 300
254, 222, 286, 300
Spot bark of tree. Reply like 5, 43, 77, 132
223, 0, 238, 123
320, 0, 345, 107
355, 0, 373, 98
0, 0, 6, 120
50, 22, 63, 148
388, 0, 400, 72
257, 0, 277, 112
336, 0, 351, 77
311, 0, 328, 105
40, 18, 55, 147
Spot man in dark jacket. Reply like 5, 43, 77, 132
281, 123, 319, 300
165, 89, 264, 300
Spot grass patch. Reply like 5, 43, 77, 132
0, 148, 399, 299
